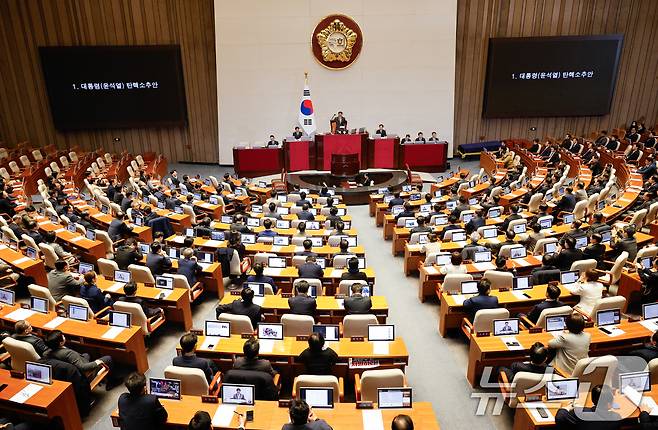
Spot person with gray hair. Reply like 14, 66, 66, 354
461, 231, 487, 261
178, 247, 202, 286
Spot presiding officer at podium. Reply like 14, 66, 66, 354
292, 127, 303, 140
331, 111, 348, 134
266, 135, 280, 147
375, 124, 387, 138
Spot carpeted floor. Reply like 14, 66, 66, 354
85, 157, 516, 429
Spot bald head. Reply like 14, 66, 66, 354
391, 415, 414, 430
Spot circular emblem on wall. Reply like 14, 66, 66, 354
312, 14, 363, 70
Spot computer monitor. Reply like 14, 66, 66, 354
0, 288, 14, 305
451, 231, 467, 242
620, 372, 651, 393
299, 387, 334, 409
221, 383, 255, 405
462, 213, 474, 224
149, 378, 181, 400
377, 387, 413, 409
245, 282, 266, 296
196, 251, 214, 264
155, 276, 174, 290
409, 193, 421, 202
446, 201, 457, 211
575, 236, 588, 249
68, 304, 88, 322
512, 276, 532, 291
546, 379, 579, 401
598, 200, 606, 211
546, 315, 568, 332
273, 236, 289, 246
461, 281, 479, 295
205, 320, 231, 337
109, 311, 132, 328
66, 223, 77, 233
596, 309, 621, 327
600, 230, 612, 244
435, 253, 451, 266
434, 190, 442, 198
251, 204, 263, 213
482, 227, 498, 239
643, 303, 658, 320
316, 257, 326, 269
221, 215, 233, 224
544, 242, 558, 254
510, 247, 527, 259
209, 195, 220, 205
377, 188, 388, 195
474, 250, 492, 263
368, 324, 395, 341
344, 236, 358, 247
276, 206, 290, 215
276, 219, 291, 229
404, 219, 418, 228
268, 256, 286, 269
468, 197, 478, 205
562, 213, 574, 225
157, 201, 166, 209
247, 217, 260, 228
30, 296, 48, 313
336, 208, 346, 216
24, 245, 38, 259
488, 208, 501, 219
511, 223, 526, 235
101, 204, 110, 214
138, 243, 150, 254
419, 204, 431, 213
258, 323, 283, 340
417, 233, 429, 245
86, 230, 96, 241
402, 185, 412, 192
493, 319, 520, 336
185, 227, 195, 237
241, 234, 256, 244
383, 195, 394, 204
167, 247, 180, 259
211, 231, 225, 241
114, 270, 131, 283
560, 270, 579, 285
313, 324, 339, 341
174, 206, 184, 215
434, 215, 448, 226
25, 361, 52, 384
306, 221, 320, 230
538, 217, 553, 229
357, 257, 366, 270
310, 237, 323, 247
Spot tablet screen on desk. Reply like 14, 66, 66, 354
0, 288, 15, 305
368, 324, 394, 341
245, 282, 265, 296
114, 270, 131, 283
211, 231, 225, 241
149, 378, 181, 400
560, 270, 579, 285
546, 379, 578, 401
300, 387, 334, 409
643, 303, 658, 320
482, 227, 498, 239
221, 215, 233, 224
546, 315, 567, 332
493, 318, 519, 336
474, 250, 492, 263
620, 371, 650, 393
205, 320, 230, 338
313, 324, 339, 341
68, 304, 88, 322
67, 223, 77, 233
512, 276, 531, 291
258, 323, 283, 340
109, 311, 131, 328
487, 208, 501, 219
30, 296, 48, 313
26, 361, 52, 385
378, 387, 412, 409
461, 281, 478, 295
268, 257, 286, 268
273, 236, 290, 246
241, 234, 256, 244
510, 247, 526, 259
155, 276, 174, 290
86, 230, 97, 241
596, 309, 620, 327
513, 223, 527, 234
221, 383, 254, 405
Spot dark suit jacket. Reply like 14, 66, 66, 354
297, 211, 315, 221
80, 283, 112, 313
46, 347, 99, 373
39, 357, 92, 417
526, 299, 565, 323
583, 244, 606, 268
288, 295, 317, 316
531, 266, 561, 285
281, 421, 333, 430
340, 271, 368, 282
146, 253, 172, 276
177, 258, 202, 286
555, 194, 576, 213
612, 237, 638, 261
172, 354, 217, 383
118, 393, 168, 430
11, 333, 49, 356
108, 219, 132, 241
555, 248, 584, 271
298, 263, 323, 279
463, 294, 499, 320
215, 299, 262, 328
114, 246, 144, 270
233, 357, 276, 376
118, 295, 160, 318
344, 295, 372, 314
555, 406, 621, 430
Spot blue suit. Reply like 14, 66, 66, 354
177, 258, 202, 286
463, 294, 499, 321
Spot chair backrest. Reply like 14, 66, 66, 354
28, 284, 57, 311
62, 295, 94, 319
409, 232, 427, 245
499, 245, 525, 259
628, 209, 648, 229
570, 259, 597, 274
590, 296, 627, 316
19, 155, 30, 168
38, 243, 58, 269
646, 202, 658, 225
444, 229, 466, 242
8, 161, 20, 174
21, 234, 38, 251
2, 337, 39, 371
181, 204, 196, 224
506, 218, 527, 234
69, 151, 78, 162
254, 252, 276, 266
526, 193, 543, 213
327, 236, 344, 247
32, 149, 43, 161
587, 193, 600, 214
128, 264, 156, 284
649, 358, 658, 383
482, 270, 513, 290
342, 314, 379, 338
0, 168, 9, 180
281, 314, 314, 337
571, 355, 618, 389
472, 308, 510, 332
636, 246, 658, 263
59, 156, 69, 168
359, 369, 406, 402
396, 216, 414, 227
112, 301, 148, 334
218, 313, 254, 334
293, 278, 323, 296
489, 186, 503, 200
442, 273, 474, 294
333, 254, 356, 269
1, 226, 18, 242
534, 305, 573, 328
294, 375, 340, 403
49, 161, 60, 173
97, 258, 118, 278
508, 372, 563, 408
256, 236, 273, 244
338, 280, 368, 296
164, 365, 209, 396
292, 256, 307, 268
608, 251, 629, 285
534, 238, 558, 255
291, 237, 307, 246
94, 230, 115, 256
573, 200, 588, 220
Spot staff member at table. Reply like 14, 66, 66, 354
375, 123, 387, 137
292, 127, 303, 140
331, 111, 347, 134
266, 135, 280, 147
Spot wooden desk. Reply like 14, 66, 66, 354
0, 244, 47, 286
0, 304, 149, 373
243, 267, 376, 295
111, 398, 440, 430
467, 320, 653, 387
219, 295, 389, 324
438, 284, 578, 337
0, 369, 82, 430
70, 200, 153, 243
36, 217, 106, 261
96, 277, 193, 330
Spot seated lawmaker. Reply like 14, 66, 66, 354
146, 242, 172, 277
297, 332, 338, 375
340, 257, 368, 282
259, 219, 277, 237
215, 287, 263, 329
610, 225, 638, 261
521, 284, 564, 324
11, 320, 49, 357
555, 385, 620, 429
375, 123, 387, 137
428, 131, 441, 142
178, 248, 203, 287
548, 313, 591, 375
414, 132, 426, 143
297, 203, 315, 221
288, 280, 317, 316
45, 330, 112, 377
462, 279, 498, 321
233, 337, 277, 376
531, 254, 561, 285
401, 134, 412, 144
80, 271, 113, 313
115, 238, 144, 270
282, 400, 333, 430
48, 259, 83, 301
107, 211, 133, 241
344, 284, 372, 314
266, 135, 280, 147
118, 372, 168, 430
173, 333, 218, 383
118, 281, 164, 318
298, 256, 324, 279
246, 262, 277, 293
500, 342, 550, 382
296, 239, 317, 257
555, 237, 583, 271
440, 252, 467, 275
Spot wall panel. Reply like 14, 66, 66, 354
455, 0, 658, 147
0, 0, 218, 163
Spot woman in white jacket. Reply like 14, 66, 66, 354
567, 269, 605, 317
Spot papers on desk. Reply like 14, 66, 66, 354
70, 236, 84, 242
336, 299, 345, 309
5, 308, 36, 321
487, 238, 500, 245
253, 296, 265, 306
203, 240, 222, 247
259, 339, 276, 354
451, 294, 467, 305
362, 409, 385, 430
524, 402, 554, 423
511, 290, 529, 300
54, 228, 66, 233
198, 262, 211, 270
37, 221, 50, 226
102, 326, 125, 340
331, 269, 344, 278
212, 404, 237, 428
372, 341, 390, 355
501, 336, 524, 350
9, 383, 43, 404
600, 326, 625, 337
473, 262, 495, 272
263, 268, 282, 277
201, 336, 222, 350
172, 236, 184, 244
106, 282, 125, 292
12, 257, 31, 265
640, 319, 658, 333
156, 289, 174, 300
44, 316, 67, 329
270, 245, 282, 253
424, 266, 440, 275
513, 258, 531, 267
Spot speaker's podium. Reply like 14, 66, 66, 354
316, 130, 369, 171
331, 153, 360, 177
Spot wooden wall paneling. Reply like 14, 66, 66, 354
455, 0, 658, 152
0, 0, 218, 164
